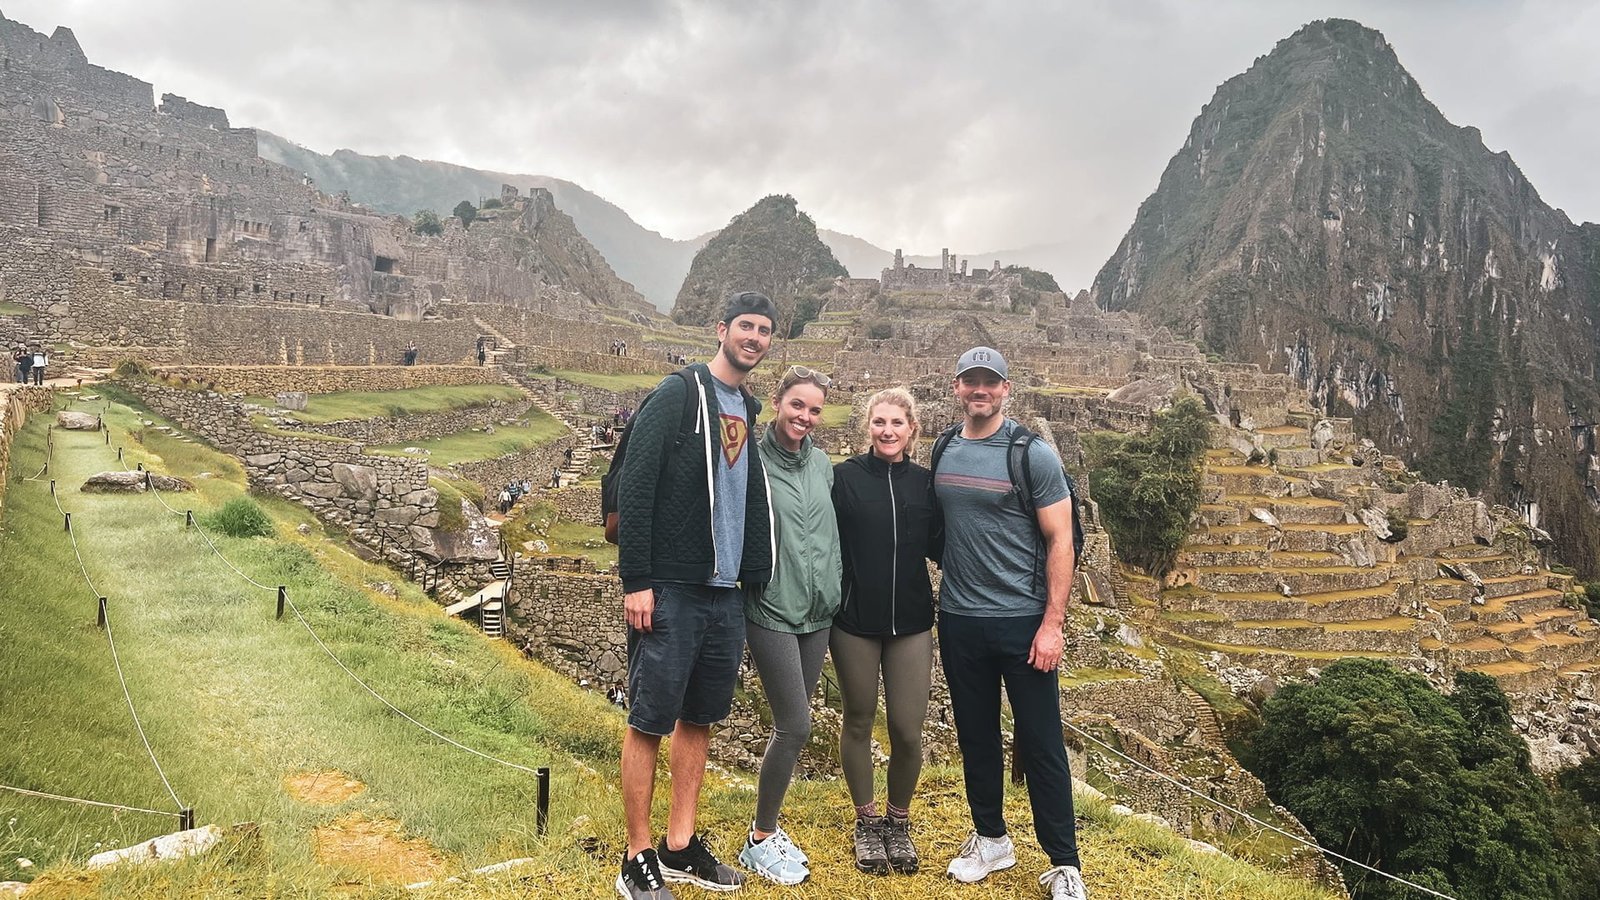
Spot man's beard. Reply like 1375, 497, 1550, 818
721, 340, 762, 373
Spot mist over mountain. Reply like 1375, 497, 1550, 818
257, 135, 1076, 307
1092, 18, 1600, 573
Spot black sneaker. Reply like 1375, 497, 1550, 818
658, 833, 745, 892
617, 848, 676, 900
883, 815, 920, 874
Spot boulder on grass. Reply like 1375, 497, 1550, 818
56, 411, 101, 431
81, 471, 194, 493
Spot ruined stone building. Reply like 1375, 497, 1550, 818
0, 13, 653, 366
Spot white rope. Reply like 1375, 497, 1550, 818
187, 519, 277, 593
1063, 719, 1459, 900
281, 593, 540, 776
50, 484, 102, 600
38, 443, 184, 814
0, 782, 181, 819
101, 604, 184, 812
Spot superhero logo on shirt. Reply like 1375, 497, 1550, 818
720, 414, 748, 468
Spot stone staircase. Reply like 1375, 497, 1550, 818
472, 317, 519, 369
1155, 412, 1600, 693
441, 557, 515, 639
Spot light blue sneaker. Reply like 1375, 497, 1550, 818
738, 829, 809, 885
763, 826, 809, 866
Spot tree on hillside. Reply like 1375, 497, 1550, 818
1083, 395, 1208, 578
411, 209, 443, 236
453, 200, 477, 227
1245, 659, 1600, 900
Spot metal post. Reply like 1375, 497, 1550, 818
117, 447, 123, 461
96, 597, 107, 630
185, 510, 194, 529
63, 511, 70, 532
180, 808, 195, 831
536, 767, 550, 837
49, 479, 55, 495
276, 586, 287, 620
136, 462, 143, 472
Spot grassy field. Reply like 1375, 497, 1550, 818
368, 407, 567, 467
0, 301, 38, 316
246, 385, 527, 424
537, 369, 666, 393
0, 393, 1338, 899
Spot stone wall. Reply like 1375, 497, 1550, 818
117, 379, 441, 551
286, 400, 525, 446
527, 347, 673, 378
0, 386, 56, 517
62, 275, 483, 365
450, 437, 579, 503
148, 364, 500, 396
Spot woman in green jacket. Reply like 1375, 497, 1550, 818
737, 365, 842, 886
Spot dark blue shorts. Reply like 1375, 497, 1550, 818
626, 583, 747, 736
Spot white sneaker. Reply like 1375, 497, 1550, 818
946, 831, 1016, 883
1040, 864, 1088, 899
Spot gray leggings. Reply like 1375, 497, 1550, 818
745, 621, 831, 833
830, 627, 933, 811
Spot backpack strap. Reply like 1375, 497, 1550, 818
929, 423, 961, 474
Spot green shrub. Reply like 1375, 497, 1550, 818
865, 319, 894, 340
200, 497, 274, 538
1085, 395, 1209, 578
112, 359, 152, 380
1384, 509, 1409, 543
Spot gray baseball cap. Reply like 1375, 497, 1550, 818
956, 346, 1008, 379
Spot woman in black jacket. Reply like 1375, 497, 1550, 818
831, 386, 942, 876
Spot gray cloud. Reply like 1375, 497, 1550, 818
10, 0, 1598, 289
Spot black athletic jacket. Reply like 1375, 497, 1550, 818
831, 452, 942, 637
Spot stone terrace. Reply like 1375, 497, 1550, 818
1155, 410, 1599, 698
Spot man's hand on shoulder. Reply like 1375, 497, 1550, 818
625, 588, 656, 632
1028, 623, 1064, 672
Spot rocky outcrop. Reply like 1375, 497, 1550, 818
81, 471, 193, 493
671, 194, 846, 332
1091, 18, 1600, 575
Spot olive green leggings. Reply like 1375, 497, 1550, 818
829, 627, 933, 811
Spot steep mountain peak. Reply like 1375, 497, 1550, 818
1092, 19, 1600, 574
671, 194, 847, 332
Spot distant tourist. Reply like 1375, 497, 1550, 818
498, 487, 512, 514
613, 290, 778, 898
737, 364, 840, 885
477, 337, 488, 366
30, 347, 47, 385
564, 446, 575, 465
931, 346, 1087, 900
549, 466, 561, 489
12, 346, 29, 384
830, 387, 942, 876
402, 341, 418, 365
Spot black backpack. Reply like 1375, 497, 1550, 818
601, 369, 699, 544
929, 421, 1085, 556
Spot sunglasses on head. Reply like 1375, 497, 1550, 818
787, 365, 832, 388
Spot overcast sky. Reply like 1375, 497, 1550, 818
8, 0, 1599, 289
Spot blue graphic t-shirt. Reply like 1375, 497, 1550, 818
709, 376, 749, 586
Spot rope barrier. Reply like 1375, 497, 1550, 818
281, 593, 540, 776
35, 433, 185, 816
101, 604, 185, 812
42, 413, 535, 805
0, 783, 181, 819
50, 480, 101, 600
1062, 720, 1459, 900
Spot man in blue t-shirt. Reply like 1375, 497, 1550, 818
933, 346, 1088, 900
615, 291, 777, 900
